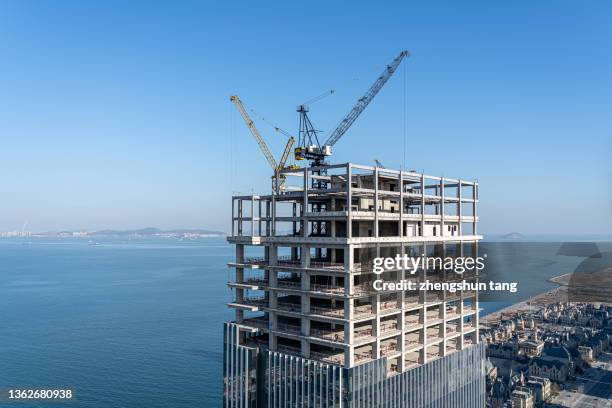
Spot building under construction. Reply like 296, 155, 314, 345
223, 52, 486, 408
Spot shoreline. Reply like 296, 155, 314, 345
481, 273, 570, 321
548, 273, 572, 285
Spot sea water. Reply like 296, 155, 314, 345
1, 236, 610, 407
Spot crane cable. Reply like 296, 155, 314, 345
402, 58, 407, 171
228, 100, 234, 192
301, 89, 335, 107
249, 108, 292, 140
248, 107, 297, 166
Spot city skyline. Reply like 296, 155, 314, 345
1, 1, 610, 234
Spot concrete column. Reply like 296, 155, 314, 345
330, 197, 337, 241
303, 168, 309, 238
459, 284, 465, 350
344, 320, 354, 345
474, 241, 480, 343
301, 338, 310, 359
291, 246, 298, 260
292, 202, 297, 236
420, 174, 425, 237
238, 199, 243, 236
458, 180, 462, 236
374, 167, 379, 238
301, 245, 310, 268
271, 194, 276, 236
347, 164, 352, 238
301, 271, 310, 313
372, 244, 381, 360
373, 328, 381, 359
343, 321, 354, 367
269, 333, 277, 351
300, 240, 312, 357
235, 244, 245, 323
399, 171, 404, 237
269, 245, 278, 309
231, 198, 235, 236
235, 244, 245, 263
344, 346, 355, 368
343, 245, 353, 281
440, 178, 445, 236
266, 201, 271, 236
420, 242, 427, 357
473, 182, 478, 235
251, 196, 255, 236
267, 246, 276, 352
438, 310, 445, 356
268, 245, 277, 264
344, 297, 354, 321
258, 199, 262, 236
268, 241, 278, 352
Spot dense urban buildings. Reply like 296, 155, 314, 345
483, 302, 612, 406
223, 162, 485, 407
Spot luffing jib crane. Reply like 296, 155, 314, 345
324, 50, 409, 148
230, 95, 295, 190
230, 95, 278, 170
230, 95, 295, 171
294, 50, 410, 164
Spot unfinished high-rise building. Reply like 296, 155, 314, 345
224, 163, 486, 407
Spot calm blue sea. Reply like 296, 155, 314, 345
0, 237, 234, 408
1, 237, 610, 407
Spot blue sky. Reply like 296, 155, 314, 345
0, 1, 610, 234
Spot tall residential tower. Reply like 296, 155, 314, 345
224, 162, 486, 407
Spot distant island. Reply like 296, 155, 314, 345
89, 227, 226, 238
2, 227, 226, 239
502, 232, 524, 239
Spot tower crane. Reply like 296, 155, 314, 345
230, 95, 296, 190
294, 50, 409, 165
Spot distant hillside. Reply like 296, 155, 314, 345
91, 228, 226, 237
30, 228, 227, 238
502, 232, 524, 239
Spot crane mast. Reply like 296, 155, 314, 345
294, 90, 334, 163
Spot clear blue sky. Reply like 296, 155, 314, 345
0, 1, 610, 234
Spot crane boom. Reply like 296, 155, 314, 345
323, 50, 409, 147
278, 137, 295, 168
230, 95, 278, 171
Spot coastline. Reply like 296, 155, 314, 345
481, 273, 571, 321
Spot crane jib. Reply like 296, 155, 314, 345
230, 95, 279, 171
324, 50, 409, 148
